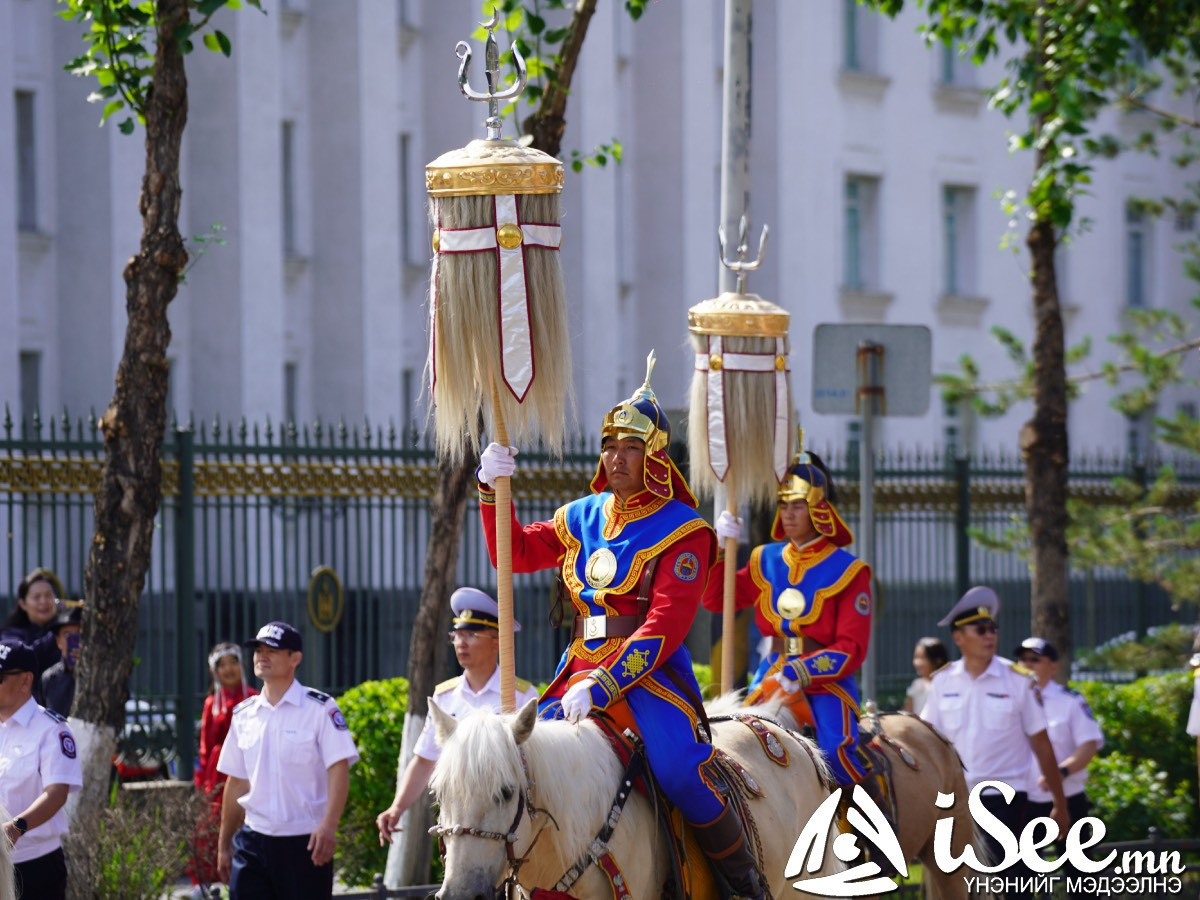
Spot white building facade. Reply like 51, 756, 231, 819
2, 0, 1195, 457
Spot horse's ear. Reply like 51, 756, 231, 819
511, 696, 539, 745
429, 697, 457, 745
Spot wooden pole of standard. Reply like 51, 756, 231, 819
490, 376, 516, 713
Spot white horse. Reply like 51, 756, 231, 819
429, 697, 843, 900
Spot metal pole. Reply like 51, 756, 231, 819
174, 426, 196, 780
718, 0, 752, 294
857, 343, 882, 703
714, 0, 753, 690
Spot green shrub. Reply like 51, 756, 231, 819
1075, 672, 1199, 840
1075, 623, 1195, 675
336, 677, 409, 887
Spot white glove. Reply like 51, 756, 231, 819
774, 669, 801, 695
715, 510, 743, 543
561, 677, 597, 723
478, 442, 518, 487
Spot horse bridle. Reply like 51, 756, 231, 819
431, 740, 645, 898
429, 750, 558, 893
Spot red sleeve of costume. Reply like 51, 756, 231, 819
792, 565, 873, 686
700, 555, 757, 614
478, 483, 565, 573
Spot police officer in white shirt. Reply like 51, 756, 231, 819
1013, 637, 1103, 824
0, 639, 83, 900
922, 587, 1069, 892
216, 621, 359, 899
375, 587, 539, 844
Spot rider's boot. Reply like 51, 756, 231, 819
848, 775, 900, 877
691, 803, 767, 900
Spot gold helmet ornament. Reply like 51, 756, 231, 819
590, 351, 699, 507
771, 432, 853, 545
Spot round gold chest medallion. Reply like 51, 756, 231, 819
777, 588, 807, 619
585, 548, 618, 589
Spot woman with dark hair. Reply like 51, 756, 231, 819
903, 636, 949, 714
191, 642, 257, 888
1, 569, 63, 698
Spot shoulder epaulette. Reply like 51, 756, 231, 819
306, 689, 332, 704
43, 708, 67, 723
514, 677, 533, 693
233, 696, 257, 714
435, 676, 462, 695
1063, 685, 1082, 697
1010, 661, 1035, 678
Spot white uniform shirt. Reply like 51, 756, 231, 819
1186, 670, 1200, 738
1025, 680, 1104, 803
0, 697, 83, 864
922, 655, 1048, 792
217, 679, 360, 837
412, 668, 539, 761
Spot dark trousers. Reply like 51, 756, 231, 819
230, 826, 333, 900
1027, 793, 1092, 898
14, 847, 67, 900
979, 788, 1030, 900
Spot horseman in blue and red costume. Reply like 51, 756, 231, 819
477, 353, 766, 900
702, 445, 887, 811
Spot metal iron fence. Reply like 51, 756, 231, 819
2, 410, 1197, 769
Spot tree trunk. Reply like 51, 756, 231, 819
66, 0, 189, 894
385, 454, 476, 887
522, 0, 599, 156
1022, 197, 1071, 679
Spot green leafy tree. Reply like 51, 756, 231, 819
868, 0, 1200, 660
53, 1, 257, 894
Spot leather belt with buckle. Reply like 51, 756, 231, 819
772, 635, 820, 656
572, 614, 642, 640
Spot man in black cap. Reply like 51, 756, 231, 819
922, 587, 1069, 887
216, 621, 359, 899
375, 587, 539, 847
1013, 637, 1103, 825
40, 604, 83, 717
0, 639, 83, 900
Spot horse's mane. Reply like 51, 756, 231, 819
431, 709, 628, 860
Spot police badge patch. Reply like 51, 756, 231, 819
59, 730, 77, 759
673, 552, 699, 582
329, 708, 350, 731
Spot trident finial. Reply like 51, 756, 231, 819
718, 217, 770, 294
455, 6, 529, 141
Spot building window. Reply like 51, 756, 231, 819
942, 185, 976, 296
1174, 207, 1195, 233
943, 397, 959, 457
19, 351, 40, 429
282, 120, 298, 257
1126, 409, 1153, 461
842, 0, 879, 74
844, 175, 880, 292
284, 362, 298, 424
15, 91, 36, 232
939, 41, 973, 86
1126, 202, 1148, 308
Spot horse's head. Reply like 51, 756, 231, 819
430, 696, 539, 900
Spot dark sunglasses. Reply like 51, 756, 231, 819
966, 622, 998, 636
1018, 654, 1043, 664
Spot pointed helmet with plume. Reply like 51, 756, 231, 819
590, 351, 698, 507
771, 434, 853, 545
